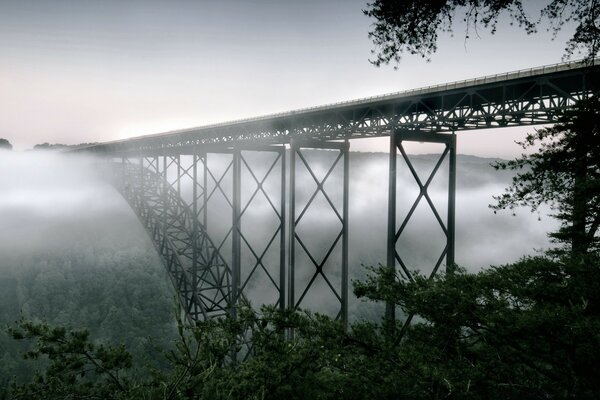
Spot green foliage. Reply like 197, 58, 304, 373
364, 0, 599, 66
153, 305, 357, 400
0, 244, 178, 393
7, 319, 136, 399
32, 143, 68, 151
492, 97, 600, 255
6, 254, 600, 399
541, 0, 600, 62
354, 255, 600, 398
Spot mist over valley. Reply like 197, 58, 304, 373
0, 150, 556, 311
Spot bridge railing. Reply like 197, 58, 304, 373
71, 58, 598, 152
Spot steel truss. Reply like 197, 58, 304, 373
78, 61, 598, 156
82, 61, 598, 325
118, 156, 233, 321
197, 146, 287, 312
386, 130, 456, 320
232, 145, 286, 312
289, 139, 349, 325
115, 146, 287, 323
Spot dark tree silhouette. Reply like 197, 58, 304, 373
364, 0, 600, 67
492, 97, 600, 256
33, 142, 68, 150
0, 138, 12, 150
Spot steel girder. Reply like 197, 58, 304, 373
386, 131, 456, 321
112, 142, 348, 325
205, 146, 287, 314
289, 139, 349, 326
76, 61, 598, 156
232, 146, 286, 312
118, 156, 234, 321
114, 146, 288, 324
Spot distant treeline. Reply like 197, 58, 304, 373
32, 142, 98, 151
0, 139, 99, 151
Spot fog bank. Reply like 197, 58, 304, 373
0, 151, 557, 320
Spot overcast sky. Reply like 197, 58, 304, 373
0, 0, 577, 155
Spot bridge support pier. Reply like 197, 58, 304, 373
386, 129, 456, 321
117, 141, 349, 326
185, 147, 288, 314
232, 145, 287, 312
289, 139, 349, 326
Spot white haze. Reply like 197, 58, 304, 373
0, 151, 152, 259
0, 151, 558, 320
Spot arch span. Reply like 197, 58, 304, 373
113, 159, 234, 322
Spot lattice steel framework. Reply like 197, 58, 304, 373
79, 61, 598, 157
233, 146, 286, 312
119, 156, 233, 321
80, 61, 599, 325
386, 131, 456, 320
115, 145, 288, 323
289, 139, 349, 325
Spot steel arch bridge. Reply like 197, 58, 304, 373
76, 60, 599, 325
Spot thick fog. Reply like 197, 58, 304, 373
0, 152, 158, 269
348, 151, 557, 270
0, 150, 557, 321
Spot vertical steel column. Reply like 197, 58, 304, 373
162, 155, 167, 228
386, 131, 397, 321
288, 141, 296, 312
162, 155, 169, 267
387, 129, 457, 321
176, 155, 181, 197
341, 139, 349, 327
447, 133, 457, 273
202, 152, 208, 229
279, 149, 287, 311
139, 154, 144, 196
231, 148, 241, 316
288, 139, 349, 325
192, 152, 199, 299
231, 150, 242, 362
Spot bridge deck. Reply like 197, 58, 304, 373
77, 60, 599, 156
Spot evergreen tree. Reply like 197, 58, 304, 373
492, 97, 600, 256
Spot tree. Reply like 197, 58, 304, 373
32, 143, 68, 151
364, 0, 600, 67
9, 254, 600, 399
0, 138, 12, 150
492, 97, 600, 256
6, 306, 356, 400
6, 319, 138, 400
354, 256, 600, 399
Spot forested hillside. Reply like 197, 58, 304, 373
0, 205, 177, 385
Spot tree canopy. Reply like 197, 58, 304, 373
364, 0, 600, 66
492, 97, 600, 256
0, 138, 12, 150
7, 254, 600, 399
